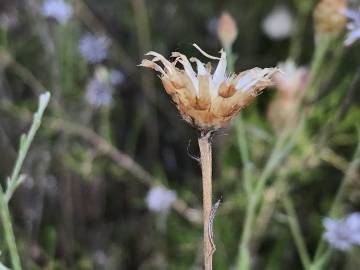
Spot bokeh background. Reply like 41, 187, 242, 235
0, 0, 360, 269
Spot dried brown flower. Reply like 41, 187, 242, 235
140, 44, 278, 131
267, 60, 308, 133
314, 0, 348, 37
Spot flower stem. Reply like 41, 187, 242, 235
0, 92, 50, 270
198, 132, 213, 270
282, 192, 311, 269
0, 188, 21, 270
237, 120, 303, 269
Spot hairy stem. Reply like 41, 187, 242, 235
198, 132, 213, 270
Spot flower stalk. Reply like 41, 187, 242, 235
139, 44, 277, 270
198, 131, 213, 270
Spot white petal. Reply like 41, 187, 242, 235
145, 51, 175, 74
345, 28, 360, 46
174, 53, 199, 95
191, 57, 207, 76
236, 70, 259, 92
212, 50, 227, 86
210, 50, 227, 98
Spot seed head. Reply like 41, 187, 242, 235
140, 44, 278, 131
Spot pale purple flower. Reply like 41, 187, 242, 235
110, 69, 125, 85
85, 67, 113, 107
342, 8, 360, 46
79, 33, 110, 63
262, 6, 294, 40
323, 212, 360, 251
41, 0, 73, 25
146, 186, 177, 213
345, 213, 360, 244
85, 79, 113, 108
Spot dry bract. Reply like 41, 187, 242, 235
140, 45, 278, 131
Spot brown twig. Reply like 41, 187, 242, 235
198, 131, 214, 270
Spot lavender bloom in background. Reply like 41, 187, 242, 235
342, 8, 360, 46
110, 69, 125, 85
262, 6, 294, 40
323, 212, 360, 251
146, 186, 177, 213
85, 79, 113, 108
345, 212, 360, 244
85, 67, 113, 108
79, 33, 110, 63
41, 0, 73, 25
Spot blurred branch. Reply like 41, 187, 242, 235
131, 0, 159, 158
25, 0, 62, 110
237, 116, 304, 270
288, 0, 314, 60
49, 117, 154, 185
47, 117, 201, 225
2, 109, 200, 226
282, 192, 311, 269
0, 47, 200, 225
315, 66, 360, 149
0, 49, 41, 93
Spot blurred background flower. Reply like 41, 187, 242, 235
85, 66, 116, 108
41, 0, 73, 25
262, 5, 294, 40
145, 186, 177, 213
323, 213, 360, 251
79, 33, 110, 63
342, 8, 360, 45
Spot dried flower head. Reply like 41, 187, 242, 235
342, 8, 360, 45
140, 44, 278, 131
146, 186, 177, 213
267, 60, 308, 133
217, 12, 238, 48
273, 60, 308, 97
262, 6, 294, 40
314, 0, 348, 37
323, 213, 360, 251
41, 0, 73, 25
79, 33, 110, 64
